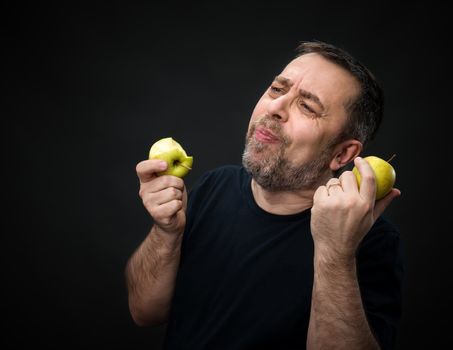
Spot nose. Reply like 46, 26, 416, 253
266, 95, 289, 122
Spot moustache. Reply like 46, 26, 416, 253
249, 115, 291, 146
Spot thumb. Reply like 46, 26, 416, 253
374, 188, 401, 219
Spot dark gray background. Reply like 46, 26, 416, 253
5, 1, 450, 349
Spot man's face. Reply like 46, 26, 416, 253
242, 53, 360, 192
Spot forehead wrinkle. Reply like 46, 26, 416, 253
275, 75, 325, 112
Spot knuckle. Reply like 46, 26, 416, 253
362, 202, 373, 213
162, 187, 177, 200
362, 174, 375, 183
148, 206, 159, 219
171, 177, 184, 190
169, 199, 183, 213
159, 217, 172, 226
175, 178, 185, 189
156, 200, 180, 220
340, 171, 353, 180
135, 161, 145, 174
170, 187, 179, 198
174, 188, 183, 199
138, 186, 148, 198
160, 176, 173, 188
144, 198, 156, 211
169, 199, 179, 210
162, 176, 183, 190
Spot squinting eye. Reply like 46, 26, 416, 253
300, 102, 318, 117
301, 102, 314, 113
269, 86, 283, 94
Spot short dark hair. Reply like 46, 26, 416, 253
296, 41, 384, 147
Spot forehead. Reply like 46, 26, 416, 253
279, 53, 360, 106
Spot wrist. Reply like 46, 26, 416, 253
313, 244, 356, 272
150, 226, 184, 256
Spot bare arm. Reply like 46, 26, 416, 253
125, 159, 187, 326
308, 251, 379, 349
307, 157, 400, 349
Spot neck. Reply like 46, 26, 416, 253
251, 178, 315, 215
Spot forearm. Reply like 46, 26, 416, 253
125, 225, 183, 326
307, 251, 380, 350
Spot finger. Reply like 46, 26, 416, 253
325, 178, 343, 195
313, 185, 328, 203
354, 157, 376, 201
374, 188, 401, 219
155, 186, 183, 205
139, 176, 185, 204
152, 199, 183, 224
339, 171, 359, 193
145, 175, 185, 193
136, 159, 168, 183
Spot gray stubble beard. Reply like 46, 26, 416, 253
242, 118, 333, 192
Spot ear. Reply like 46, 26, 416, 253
329, 139, 362, 171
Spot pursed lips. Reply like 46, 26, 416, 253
254, 127, 280, 143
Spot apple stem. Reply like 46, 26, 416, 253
180, 164, 192, 170
387, 154, 397, 163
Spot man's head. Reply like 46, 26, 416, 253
242, 40, 384, 192
295, 41, 384, 145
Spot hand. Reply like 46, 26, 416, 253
136, 159, 188, 235
311, 157, 400, 260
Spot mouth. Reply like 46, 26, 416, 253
254, 127, 280, 144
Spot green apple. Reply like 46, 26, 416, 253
149, 137, 193, 178
352, 155, 396, 200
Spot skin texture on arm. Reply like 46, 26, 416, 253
126, 225, 183, 326
125, 159, 187, 326
307, 157, 400, 349
309, 250, 379, 349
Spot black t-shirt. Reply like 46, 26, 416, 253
164, 166, 404, 350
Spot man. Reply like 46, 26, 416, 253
126, 41, 403, 349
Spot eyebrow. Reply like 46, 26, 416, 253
273, 75, 325, 112
274, 76, 293, 87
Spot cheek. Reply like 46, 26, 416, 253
285, 124, 324, 159
289, 121, 318, 144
